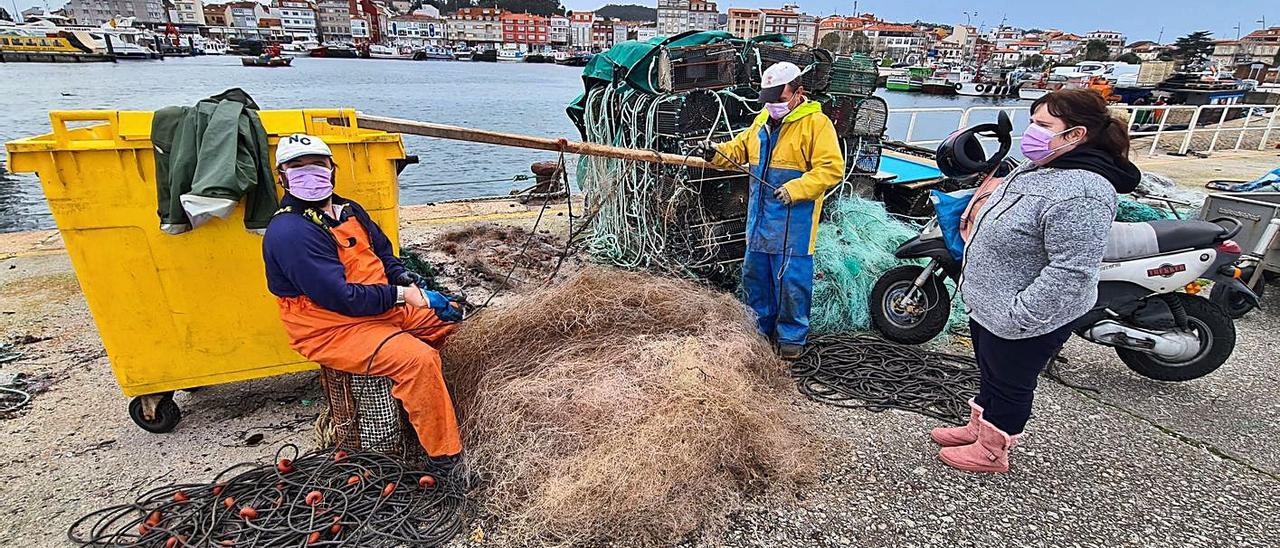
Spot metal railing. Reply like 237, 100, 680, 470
889, 102, 1280, 157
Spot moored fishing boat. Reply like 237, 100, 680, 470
453, 48, 473, 61
371, 44, 413, 60
411, 45, 452, 60
921, 77, 957, 95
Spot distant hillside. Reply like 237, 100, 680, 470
596, 4, 656, 22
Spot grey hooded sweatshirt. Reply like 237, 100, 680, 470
960, 161, 1118, 340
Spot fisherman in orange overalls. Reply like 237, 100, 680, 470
261, 134, 465, 468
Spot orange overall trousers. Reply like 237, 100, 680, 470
275, 215, 461, 457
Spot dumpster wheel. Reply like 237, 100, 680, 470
128, 392, 181, 433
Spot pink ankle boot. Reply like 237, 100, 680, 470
938, 419, 1017, 473
930, 399, 983, 447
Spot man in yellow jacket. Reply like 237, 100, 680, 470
703, 61, 845, 359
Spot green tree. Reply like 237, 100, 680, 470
1084, 39, 1111, 61
1115, 52, 1142, 64
819, 30, 870, 55
1020, 54, 1045, 68
596, 4, 657, 22
819, 32, 843, 52
1171, 30, 1214, 69
496, 0, 562, 16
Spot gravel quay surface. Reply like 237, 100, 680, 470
2, 224, 1278, 546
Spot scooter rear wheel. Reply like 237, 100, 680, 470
1116, 293, 1235, 381
870, 265, 951, 345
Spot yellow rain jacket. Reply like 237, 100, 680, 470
712, 100, 844, 256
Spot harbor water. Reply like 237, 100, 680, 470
0, 56, 1022, 233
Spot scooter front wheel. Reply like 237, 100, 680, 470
870, 265, 952, 345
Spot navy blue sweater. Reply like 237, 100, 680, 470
262, 194, 408, 317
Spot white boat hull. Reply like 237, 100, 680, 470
1018, 87, 1052, 100
956, 82, 1013, 97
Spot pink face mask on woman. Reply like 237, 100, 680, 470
1021, 123, 1081, 163
284, 165, 334, 201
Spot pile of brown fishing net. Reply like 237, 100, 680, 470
441, 268, 818, 546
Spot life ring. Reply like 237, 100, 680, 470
953, 82, 962, 91
975, 84, 986, 93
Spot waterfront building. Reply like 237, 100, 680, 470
815, 14, 875, 48
389, 13, 446, 46
1085, 29, 1126, 55
446, 6, 503, 48
549, 14, 570, 47
1045, 32, 1083, 54
634, 23, 658, 42
271, 0, 318, 42
611, 19, 627, 45
590, 18, 613, 49
861, 22, 926, 63
351, 15, 370, 40
316, 0, 352, 42
203, 4, 228, 26
225, 1, 271, 29
759, 8, 797, 38
942, 24, 977, 58
688, 0, 719, 32
660, 0, 718, 35
726, 6, 815, 46
172, 0, 206, 26
727, 8, 761, 39
656, 0, 689, 35
795, 13, 816, 46
66, 0, 166, 26
1211, 27, 1280, 67
569, 11, 595, 49
987, 26, 1022, 49
990, 47, 1020, 65
502, 12, 549, 50
933, 40, 963, 63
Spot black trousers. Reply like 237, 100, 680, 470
970, 319, 1074, 435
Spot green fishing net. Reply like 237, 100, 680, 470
810, 197, 967, 335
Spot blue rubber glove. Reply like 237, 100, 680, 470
424, 290, 464, 322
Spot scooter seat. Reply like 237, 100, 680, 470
1105, 222, 1159, 261
1148, 219, 1230, 252
1104, 220, 1228, 262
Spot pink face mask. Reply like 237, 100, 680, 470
764, 101, 793, 120
284, 165, 334, 201
1021, 123, 1081, 163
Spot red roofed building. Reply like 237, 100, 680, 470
858, 22, 926, 62
1212, 27, 1280, 67
502, 12, 549, 47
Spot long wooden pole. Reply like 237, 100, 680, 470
354, 114, 717, 170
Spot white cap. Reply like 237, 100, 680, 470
275, 133, 333, 166
759, 61, 803, 102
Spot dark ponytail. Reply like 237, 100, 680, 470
1030, 89, 1130, 160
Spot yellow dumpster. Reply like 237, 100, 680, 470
4, 109, 407, 432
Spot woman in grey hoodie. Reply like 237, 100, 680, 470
932, 90, 1141, 473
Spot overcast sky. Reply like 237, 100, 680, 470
9, 0, 1278, 43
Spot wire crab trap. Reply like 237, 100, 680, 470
827, 54, 879, 97
656, 44, 741, 93
316, 368, 422, 459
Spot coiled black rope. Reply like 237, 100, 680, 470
68, 444, 463, 547
790, 334, 980, 425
